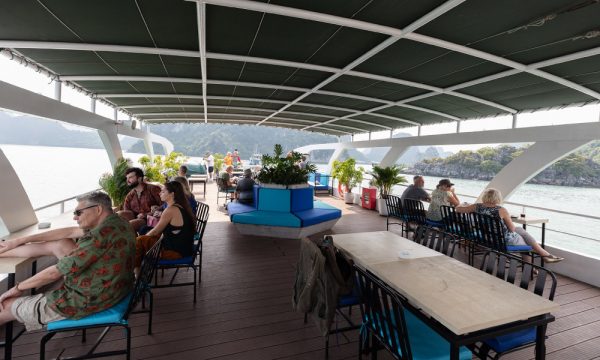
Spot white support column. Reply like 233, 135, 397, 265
90, 98, 96, 113
368, 131, 372, 140
0, 149, 38, 232
143, 126, 155, 159
390, 130, 393, 138
512, 114, 518, 128
485, 139, 591, 201
113, 108, 118, 121
417, 125, 422, 136
379, 145, 411, 167
97, 124, 123, 168
53, 80, 62, 101
456, 120, 461, 133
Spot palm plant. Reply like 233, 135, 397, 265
331, 158, 364, 193
98, 157, 131, 209
370, 165, 407, 198
256, 144, 317, 186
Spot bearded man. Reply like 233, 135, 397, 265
117, 167, 162, 231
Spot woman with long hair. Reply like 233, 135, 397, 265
173, 176, 198, 215
135, 181, 197, 271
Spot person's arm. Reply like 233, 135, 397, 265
499, 207, 516, 232
455, 203, 476, 213
122, 191, 133, 212
146, 206, 175, 237
0, 227, 83, 254
447, 189, 460, 206
0, 265, 62, 309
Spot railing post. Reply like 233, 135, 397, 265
53, 80, 62, 101
60, 202, 64, 214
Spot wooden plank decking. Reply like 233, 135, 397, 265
5, 181, 600, 359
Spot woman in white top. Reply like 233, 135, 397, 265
426, 179, 460, 221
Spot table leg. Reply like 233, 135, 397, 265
4, 273, 15, 360
203, 181, 206, 198
541, 223, 545, 248
450, 343, 459, 360
535, 324, 548, 360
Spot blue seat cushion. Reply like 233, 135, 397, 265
365, 309, 471, 360
257, 188, 291, 212
227, 202, 256, 219
290, 187, 314, 212
425, 219, 445, 228
47, 294, 131, 331
313, 200, 339, 210
294, 208, 341, 227
232, 210, 301, 227
483, 327, 536, 353
158, 256, 194, 266
507, 245, 533, 252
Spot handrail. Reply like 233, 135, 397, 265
33, 188, 102, 214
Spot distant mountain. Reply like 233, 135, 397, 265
0, 112, 138, 150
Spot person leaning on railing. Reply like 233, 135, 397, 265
0, 191, 136, 331
456, 188, 564, 263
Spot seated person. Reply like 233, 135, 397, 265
173, 176, 198, 214
118, 167, 162, 231
178, 165, 189, 178
135, 181, 197, 272
235, 168, 256, 204
456, 188, 563, 263
401, 175, 431, 203
219, 165, 237, 200
0, 191, 135, 331
426, 178, 460, 222
224, 152, 233, 167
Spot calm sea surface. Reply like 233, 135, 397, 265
2, 145, 599, 257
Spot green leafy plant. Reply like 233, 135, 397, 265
369, 165, 407, 198
138, 152, 187, 183
213, 153, 224, 172
256, 144, 317, 186
99, 157, 132, 209
331, 158, 364, 193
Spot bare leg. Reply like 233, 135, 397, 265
0, 238, 76, 258
515, 228, 550, 257
0, 297, 19, 327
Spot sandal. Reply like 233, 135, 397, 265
542, 254, 564, 263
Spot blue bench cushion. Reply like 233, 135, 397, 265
290, 187, 314, 212
232, 211, 301, 227
507, 245, 533, 252
294, 208, 341, 227
47, 294, 131, 331
425, 219, 445, 228
257, 188, 291, 212
227, 202, 256, 219
158, 256, 194, 266
483, 327, 536, 353
313, 200, 338, 210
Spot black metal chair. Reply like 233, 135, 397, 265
413, 225, 456, 257
384, 195, 407, 236
441, 205, 475, 260
216, 176, 235, 205
401, 199, 427, 237
354, 266, 472, 360
40, 239, 162, 360
154, 201, 209, 303
471, 250, 557, 359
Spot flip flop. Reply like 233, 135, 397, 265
542, 254, 564, 263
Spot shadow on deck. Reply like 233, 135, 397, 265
5, 182, 600, 359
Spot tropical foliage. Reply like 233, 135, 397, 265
256, 144, 317, 186
331, 158, 364, 193
138, 152, 187, 183
370, 165, 408, 198
98, 157, 131, 208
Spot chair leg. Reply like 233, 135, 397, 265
126, 326, 132, 360
81, 328, 87, 342
193, 267, 197, 303
303, 312, 308, 324
148, 289, 154, 335
325, 334, 330, 359
40, 332, 56, 360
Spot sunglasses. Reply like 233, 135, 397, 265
73, 205, 98, 216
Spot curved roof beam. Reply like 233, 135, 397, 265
203, 0, 600, 101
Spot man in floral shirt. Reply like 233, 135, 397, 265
0, 191, 135, 330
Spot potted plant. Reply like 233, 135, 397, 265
331, 158, 364, 204
138, 152, 187, 183
369, 165, 407, 215
99, 157, 131, 209
256, 144, 317, 188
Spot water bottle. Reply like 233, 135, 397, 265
520, 206, 526, 218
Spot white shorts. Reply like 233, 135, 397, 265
11, 293, 66, 331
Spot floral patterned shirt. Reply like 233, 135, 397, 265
47, 214, 136, 319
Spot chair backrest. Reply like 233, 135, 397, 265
471, 212, 507, 251
403, 199, 426, 225
216, 177, 226, 191
385, 195, 404, 220
441, 205, 473, 239
355, 265, 412, 360
126, 239, 162, 319
413, 226, 455, 257
480, 250, 557, 300
194, 201, 210, 248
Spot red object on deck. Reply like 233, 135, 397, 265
361, 187, 377, 210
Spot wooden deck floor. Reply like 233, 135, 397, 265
6, 182, 600, 359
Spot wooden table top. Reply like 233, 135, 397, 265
332, 231, 559, 335
331, 231, 442, 267
0, 212, 76, 274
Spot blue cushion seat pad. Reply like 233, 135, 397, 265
232, 210, 301, 227
425, 219, 445, 228
365, 309, 471, 360
313, 200, 339, 210
507, 245, 533, 252
227, 202, 256, 219
293, 208, 341, 227
290, 187, 314, 212
158, 256, 194, 266
47, 294, 131, 331
257, 188, 291, 212
483, 327, 536, 353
